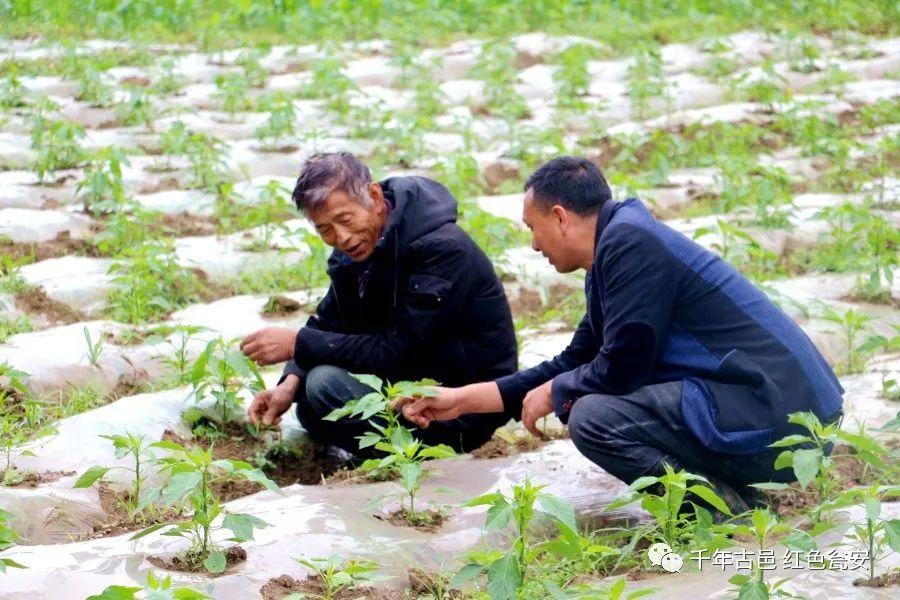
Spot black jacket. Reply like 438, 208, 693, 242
283, 176, 518, 389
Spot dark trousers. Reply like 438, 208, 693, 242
566, 380, 799, 499
294, 365, 508, 458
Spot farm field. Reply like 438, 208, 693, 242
0, 2, 899, 599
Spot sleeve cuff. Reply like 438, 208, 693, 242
495, 373, 531, 420
551, 373, 576, 424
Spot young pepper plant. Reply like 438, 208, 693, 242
818, 484, 900, 583
87, 571, 211, 600
132, 441, 281, 573
454, 479, 588, 599
188, 337, 266, 428
0, 507, 26, 573
324, 376, 456, 521
73, 432, 161, 515
294, 555, 391, 600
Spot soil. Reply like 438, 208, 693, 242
325, 466, 399, 485
160, 211, 219, 237
161, 423, 347, 501
15, 285, 86, 325
471, 429, 569, 459
2, 468, 75, 488
0, 232, 100, 264
854, 571, 900, 588
260, 573, 408, 600
507, 283, 581, 324
191, 269, 236, 303
80, 482, 185, 540
261, 294, 303, 317
407, 568, 463, 598
148, 545, 246, 575
374, 508, 445, 533
763, 444, 897, 519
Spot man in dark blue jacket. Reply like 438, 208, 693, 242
240, 152, 516, 456
402, 156, 844, 507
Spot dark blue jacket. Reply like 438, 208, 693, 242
496, 199, 844, 454
284, 176, 518, 388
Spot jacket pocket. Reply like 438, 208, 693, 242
709, 349, 780, 433
408, 273, 452, 310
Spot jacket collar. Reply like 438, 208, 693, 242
593, 199, 620, 252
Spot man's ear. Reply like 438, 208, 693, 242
551, 205, 568, 232
369, 181, 384, 205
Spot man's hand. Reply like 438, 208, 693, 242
248, 375, 299, 426
240, 327, 297, 366
396, 386, 464, 429
521, 380, 554, 438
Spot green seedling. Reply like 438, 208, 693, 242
236, 50, 269, 88
213, 71, 253, 119
819, 306, 875, 375
693, 220, 786, 282
326, 376, 455, 520
114, 87, 162, 131
0, 315, 32, 344
727, 509, 815, 599
819, 484, 900, 584
760, 411, 892, 525
627, 42, 668, 120
185, 132, 230, 190
253, 92, 297, 151
554, 43, 599, 111
76, 67, 116, 107
605, 465, 735, 559
77, 146, 130, 215
87, 570, 211, 600
73, 432, 161, 514
294, 555, 391, 600
29, 115, 86, 182
133, 441, 280, 573
145, 325, 210, 385
0, 416, 55, 486
0, 507, 26, 572
455, 480, 614, 599
188, 337, 266, 427
83, 326, 104, 368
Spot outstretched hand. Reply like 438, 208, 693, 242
393, 386, 464, 429
240, 326, 297, 366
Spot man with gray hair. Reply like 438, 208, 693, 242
239, 152, 517, 457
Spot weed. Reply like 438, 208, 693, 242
819, 306, 876, 375
83, 326, 104, 368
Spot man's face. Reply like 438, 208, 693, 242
523, 189, 579, 273
309, 183, 388, 262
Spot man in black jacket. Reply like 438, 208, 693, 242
240, 152, 516, 456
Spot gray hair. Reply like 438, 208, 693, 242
292, 152, 373, 212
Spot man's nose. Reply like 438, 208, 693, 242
531, 237, 539, 252
336, 228, 352, 246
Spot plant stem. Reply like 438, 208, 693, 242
867, 517, 875, 581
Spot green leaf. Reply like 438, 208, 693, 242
129, 522, 170, 541
865, 498, 881, 523
351, 373, 383, 390
85, 585, 142, 600
223, 512, 268, 542
172, 589, 213, 600
537, 492, 578, 534
0, 557, 27, 571
73, 465, 111, 489
768, 434, 812, 448
465, 491, 503, 508
773, 450, 793, 471
450, 563, 486, 588
484, 499, 513, 531
203, 551, 227, 574
749, 482, 791, 491
783, 530, 816, 554
240, 468, 283, 495
792, 448, 821, 489
486, 553, 522, 600
884, 519, 900, 552
737, 579, 768, 600
418, 444, 457, 459
687, 484, 733, 516
162, 471, 202, 505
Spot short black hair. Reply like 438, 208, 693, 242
524, 156, 611, 215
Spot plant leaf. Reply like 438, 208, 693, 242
792, 448, 821, 489
73, 465, 111, 489
203, 551, 227, 574
486, 553, 522, 600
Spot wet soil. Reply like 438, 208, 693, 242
0, 232, 99, 264
261, 294, 303, 317
2, 468, 75, 488
148, 545, 246, 574
160, 211, 219, 237
854, 571, 900, 588
161, 422, 346, 501
260, 573, 407, 600
80, 482, 185, 540
471, 428, 569, 459
15, 285, 86, 324
374, 508, 445, 533
763, 444, 897, 519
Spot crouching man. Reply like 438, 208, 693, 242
240, 152, 516, 457
400, 156, 844, 511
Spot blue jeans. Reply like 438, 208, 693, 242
566, 380, 802, 498
294, 365, 508, 458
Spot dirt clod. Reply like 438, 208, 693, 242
15, 285, 86, 325
374, 508, 444, 533
262, 294, 303, 317
260, 573, 407, 600
854, 571, 900, 587
148, 545, 246, 574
